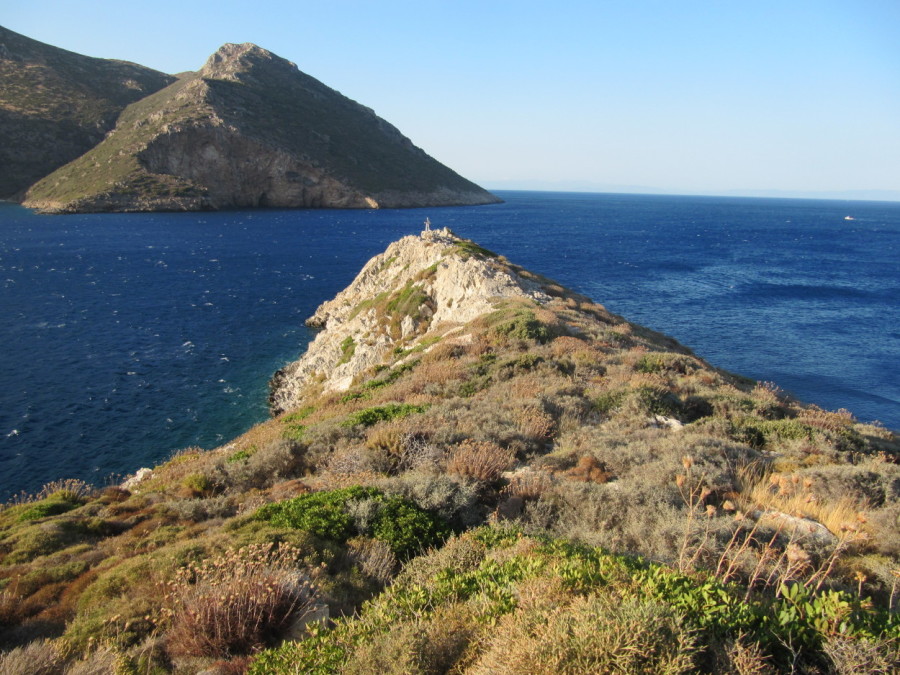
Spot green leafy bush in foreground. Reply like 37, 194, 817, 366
254, 486, 450, 559
250, 526, 900, 674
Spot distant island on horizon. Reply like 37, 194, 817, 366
484, 182, 900, 203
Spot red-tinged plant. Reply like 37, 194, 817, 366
165, 543, 320, 658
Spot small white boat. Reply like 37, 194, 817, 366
844, 215, 855, 221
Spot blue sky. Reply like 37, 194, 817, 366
6, 1, 900, 199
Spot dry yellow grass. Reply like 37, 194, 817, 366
741, 472, 869, 538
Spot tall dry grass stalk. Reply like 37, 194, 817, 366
743, 472, 869, 538
164, 543, 320, 658
677, 460, 869, 599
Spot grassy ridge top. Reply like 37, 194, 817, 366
0, 239, 897, 672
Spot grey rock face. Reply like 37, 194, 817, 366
269, 228, 551, 414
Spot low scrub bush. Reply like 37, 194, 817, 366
446, 440, 515, 483
342, 403, 428, 428
255, 486, 450, 559
493, 311, 553, 344
347, 537, 397, 584
469, 594, 698, 674
165, 543, 320, 659
451, 239, 498, 260
593, 389, 627, 416
17, 495, 81, 521
250, 525, 900, 674
0, 639, 65, 674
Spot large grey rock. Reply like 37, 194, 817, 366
269, 228, 551, 413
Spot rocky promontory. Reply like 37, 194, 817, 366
20, 41, 500, 213
269, 227, 689, 413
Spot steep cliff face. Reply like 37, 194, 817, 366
23, 42, 500, 212
270, 228, 578, 413
0, 25, 175, 199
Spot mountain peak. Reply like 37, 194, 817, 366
198, 42, 295, 81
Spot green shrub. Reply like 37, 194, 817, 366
283, 406, 316, 423
17, 497, 79, 522
730, 417, 816, 448
636, 386, 683, 417
593, 389, 627, 415
254, 487, 450, 559
182, 473, 213, 496
226, 449, 253, 463
250, 526, 900, 674
451, 240, 498, 260
342, 403, 429, 428
369, 497, 451, 560
256, 486, 375, 540
494, 311, 552, 344
338, 336, 356, 365
634, 353, 668, 374
386, 281, 430, 320
283, 423, 306, 441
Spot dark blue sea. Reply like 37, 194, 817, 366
1, 191, 898, 499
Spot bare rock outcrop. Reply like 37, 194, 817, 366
268, 228, 552, 414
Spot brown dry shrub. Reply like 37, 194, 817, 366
36, 478, 95, 502
340, 602, 480, 675
506, 374, 545, 399
565, 456, 613, 484
326, 446, 393, 476
549, 335, 588, 357
65, 646, 121, 674
0, 586, 23, 626
708, 634, 776, 675
418, 352, 467, 379
516, 405, 555, 441
823, 634, 900, 675
164, 543, 320, 659
505, 471, 554, 501
365, 422, 406, 458
445, 440, 515, 483
340, 621, 422, 675
418, 601, 481, 673
220, 438, 308, 493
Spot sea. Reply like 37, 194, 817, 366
1, 191, 898, 499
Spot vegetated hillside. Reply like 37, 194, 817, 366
0, 231, 897, 673
0, 25, 175, 199
23, 42, 501, 213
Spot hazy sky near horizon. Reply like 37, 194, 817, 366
6, 1, 899, 198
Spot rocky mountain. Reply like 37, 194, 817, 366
22, 42, 500, 212
0, 229, 897, 672
0, 25, 175, 199
270, 228, 560, 411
